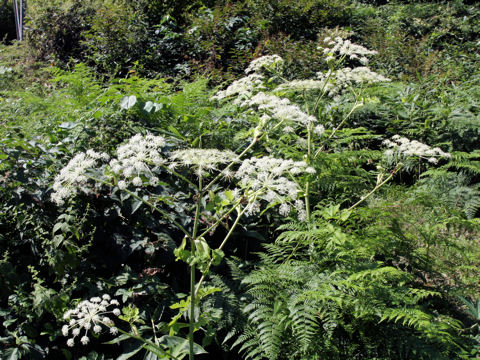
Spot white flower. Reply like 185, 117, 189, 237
62, 295, 121, 346
132, 176, 143, 187
170, 149, 237, 174
297, 208, 307, 222
110, 134, 167, 184
283, 126, 294, 134
236, 156, 311, 221
211, 73, 265, 101
279, 203, 291, 216
67, 338, 75, 347
317, 67, 390, 97
241, 92, 317, 127
113, 308, 121, 316
62, 325, 69, 336
245, 55, 284, 74
51, 151, 106, 205
118, 180, 127, 190
319, 36, 377, 64
110, 327, 119, 335
149, 176, 159, 186
383, 136, 450, 162
313, 125, 325, 136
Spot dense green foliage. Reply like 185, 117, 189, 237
2, 1, 480, 359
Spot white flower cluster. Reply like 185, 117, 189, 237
320, 36, 378, 65
275, 79, 327, 92
317, 67, 390, 97
109, 134, 167, 189
62, 294, 121, 347
51, 150, 109, 205
211, 55, 283, 102
382, 135, 451, 164
51, 134, 167, 205
241, 92, 317, 127
236, 156, 315, 220
169, 149, 238, 176
244, 54, 284, 74
210, 73, 265, 102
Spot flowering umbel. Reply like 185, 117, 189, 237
109, 133, 167, 187
169, 148, 238, 176
51, 150, 109, 205
382, 135, 451, 164
62, 295, 121, 347
235, 156, 314, 220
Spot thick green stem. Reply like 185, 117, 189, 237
188, 251, 196, 360
305, 123, 312, 227
305, 181, 311, 226
189, 175, 202, 360
194, 203, 251, 297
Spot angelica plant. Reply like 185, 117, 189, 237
211, 36, 390, 225
51, 43, 448, 358
52, 123, 310, 359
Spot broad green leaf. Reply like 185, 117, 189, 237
120, 95, 137, 110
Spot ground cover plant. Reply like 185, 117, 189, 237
2, 1, 480, 359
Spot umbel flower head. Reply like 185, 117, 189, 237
51, 150, 109, 205
235, 156, 315, 221
210, 73, 265, 102
244, 54, 284, 74
51, 133, 167, 205
382, 135, 451, 164
240, 92, 317, 127
316, 67, 390, 97
169, 148, 238, 176
62, 295, 121, 347
211, 55, 283, 103
319, 36, 378, 65
109, 133, 167, 188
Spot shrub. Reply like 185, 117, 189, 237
185, 3, 259, 81
0, 0, 16, 43
25, 0, 96, 62
245, 0, 353, 40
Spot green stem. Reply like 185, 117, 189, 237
194, 201, 251, 297
314, 99, 362, 158
189, 175, 202, 360
306, 123, 313, 226
197, 203, 241, 239
347, 165, 402, 211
